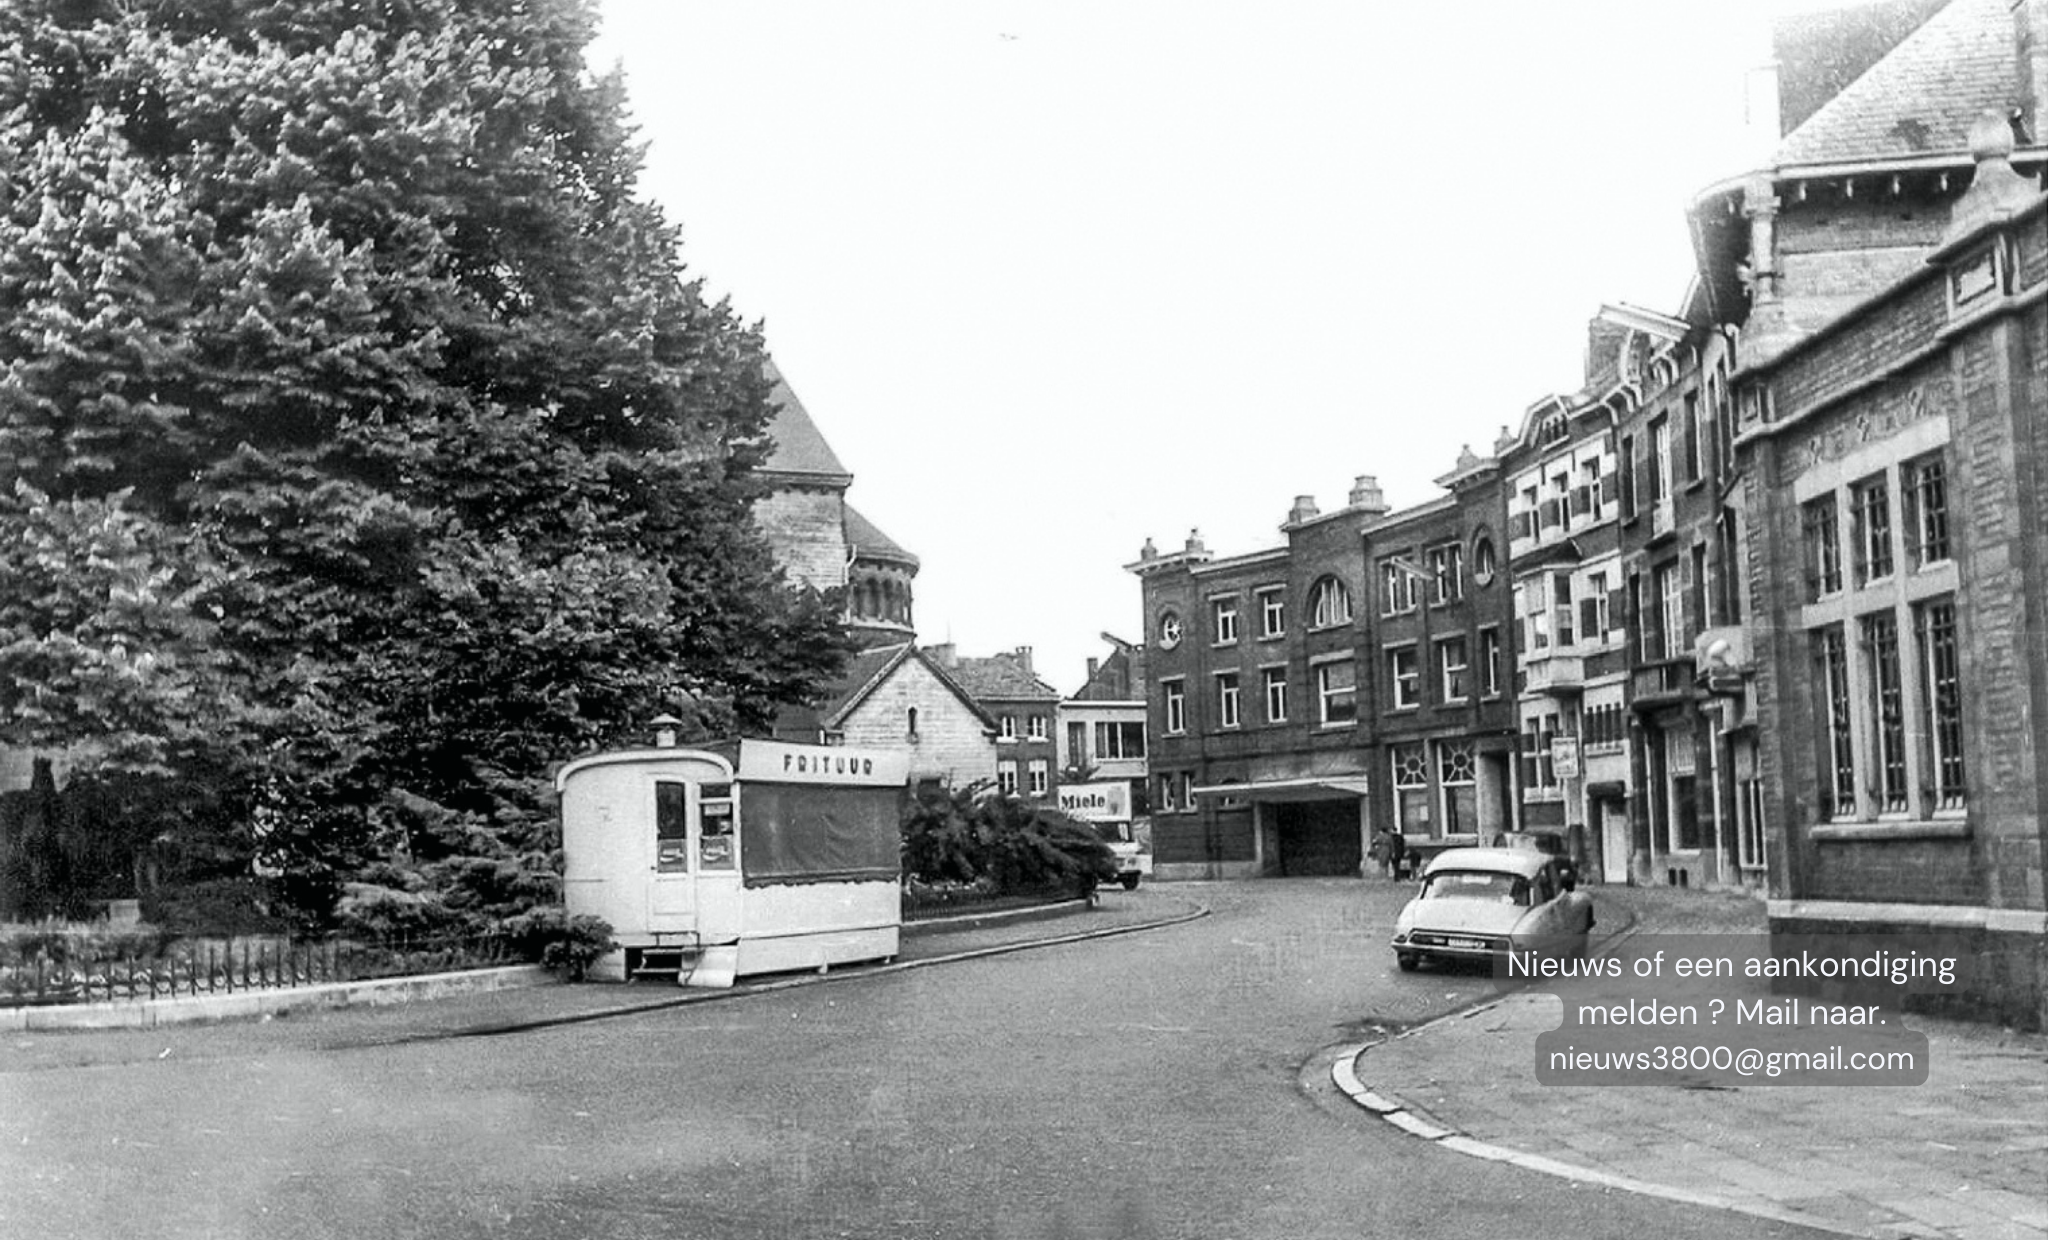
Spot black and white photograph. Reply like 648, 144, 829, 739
2, 1, 2045, 1237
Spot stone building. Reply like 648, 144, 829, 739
750, 359, 917, 647
811, 643, 997, 789
1684, 0, 2048, 1026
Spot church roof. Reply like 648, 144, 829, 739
1772, 0, 2016, 167
845, 503, 919, 569
759, 358, 852, 485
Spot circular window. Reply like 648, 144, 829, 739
1471, 533, 1497, 586
1157, 611, 1183, 650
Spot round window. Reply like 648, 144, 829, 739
1157, 611, 1183, 649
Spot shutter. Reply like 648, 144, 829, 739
1608, 586, 1626, 637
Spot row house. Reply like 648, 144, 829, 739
1498, 371, 1630, 885
1128, 470, 1514, 880
1364, 455, 1518, 857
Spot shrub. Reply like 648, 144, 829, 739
496, 907, 614, 982
901, 787, 1116, 897
333, 883, 469, 943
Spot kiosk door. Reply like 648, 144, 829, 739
693, 782, 743, 944
648, 778, 696, 934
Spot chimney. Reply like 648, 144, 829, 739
1139, 537, 1157, 561
1184, 528, 1206, 556
1086, 656, 1099, 682
1013, 645, 1033, 674
1286, 494, 1320, 525
927, 642, 956, 668
1347, 475, 1388, 514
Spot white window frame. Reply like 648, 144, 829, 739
1388, 645, 1420, 710
1309, 576, 1352, 629
1438, 636, 1469, 703
1257, 587, 1286, 638
1216, 671, 1241, 729
1212, 596, 1240, 644
1027, 759, 1048, 796
1314, 658, 1357, 726
1161, 679, 1185, 736
997, 760, 1018, 795
1262, 666, 1288, 723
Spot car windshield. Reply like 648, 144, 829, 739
1094, 823, 1132, 844
1420, 870, 1531, 906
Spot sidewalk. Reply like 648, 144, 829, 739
1, 887, 1204, 1072
1339, 887, 2048, 1240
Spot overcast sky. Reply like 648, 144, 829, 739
588, 1, 1810, 694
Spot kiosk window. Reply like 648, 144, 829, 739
655, 780, 689, 873
699, 782, 736, 870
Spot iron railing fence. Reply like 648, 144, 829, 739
0, 931, 520, 1009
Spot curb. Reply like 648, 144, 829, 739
1329, 904, 1885, 1240
320, 897, 1214, 1047
1327, 1035, 1880, 1239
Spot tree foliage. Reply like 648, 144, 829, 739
0, 0, 853, 923
902, 787, 1117, 897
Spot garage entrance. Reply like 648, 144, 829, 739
1273, 800, 1362, 876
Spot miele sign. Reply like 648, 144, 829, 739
1056, 781, 1131, 823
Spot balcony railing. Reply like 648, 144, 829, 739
1631, 657, 1693, 707
1522, 653, 1585, 695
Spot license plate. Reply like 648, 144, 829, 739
1446, 937, 1485, 951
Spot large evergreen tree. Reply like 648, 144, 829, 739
0, 0, 851, 922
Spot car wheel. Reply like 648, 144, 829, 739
1396, 952, 1420, 973
1120, 874, 1140, 891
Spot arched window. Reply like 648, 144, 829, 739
1471, 532, 1498, 586
1309, 576, 1352, 628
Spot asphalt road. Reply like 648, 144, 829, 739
1, 881, 1833, 1239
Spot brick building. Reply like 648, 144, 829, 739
1364, 454, 1517, 857
1683, 0, 2048, 1026
931, 646, 1063, 799
1606, 309, 1756, 893
1129, 469, 1514, 880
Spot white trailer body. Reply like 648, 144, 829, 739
557, 739, 908, 985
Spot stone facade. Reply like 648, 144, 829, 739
819, 645, 997, 789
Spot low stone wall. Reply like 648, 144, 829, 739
0, 963, 552, 1031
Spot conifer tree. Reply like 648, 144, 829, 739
0, 0, 851, 921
